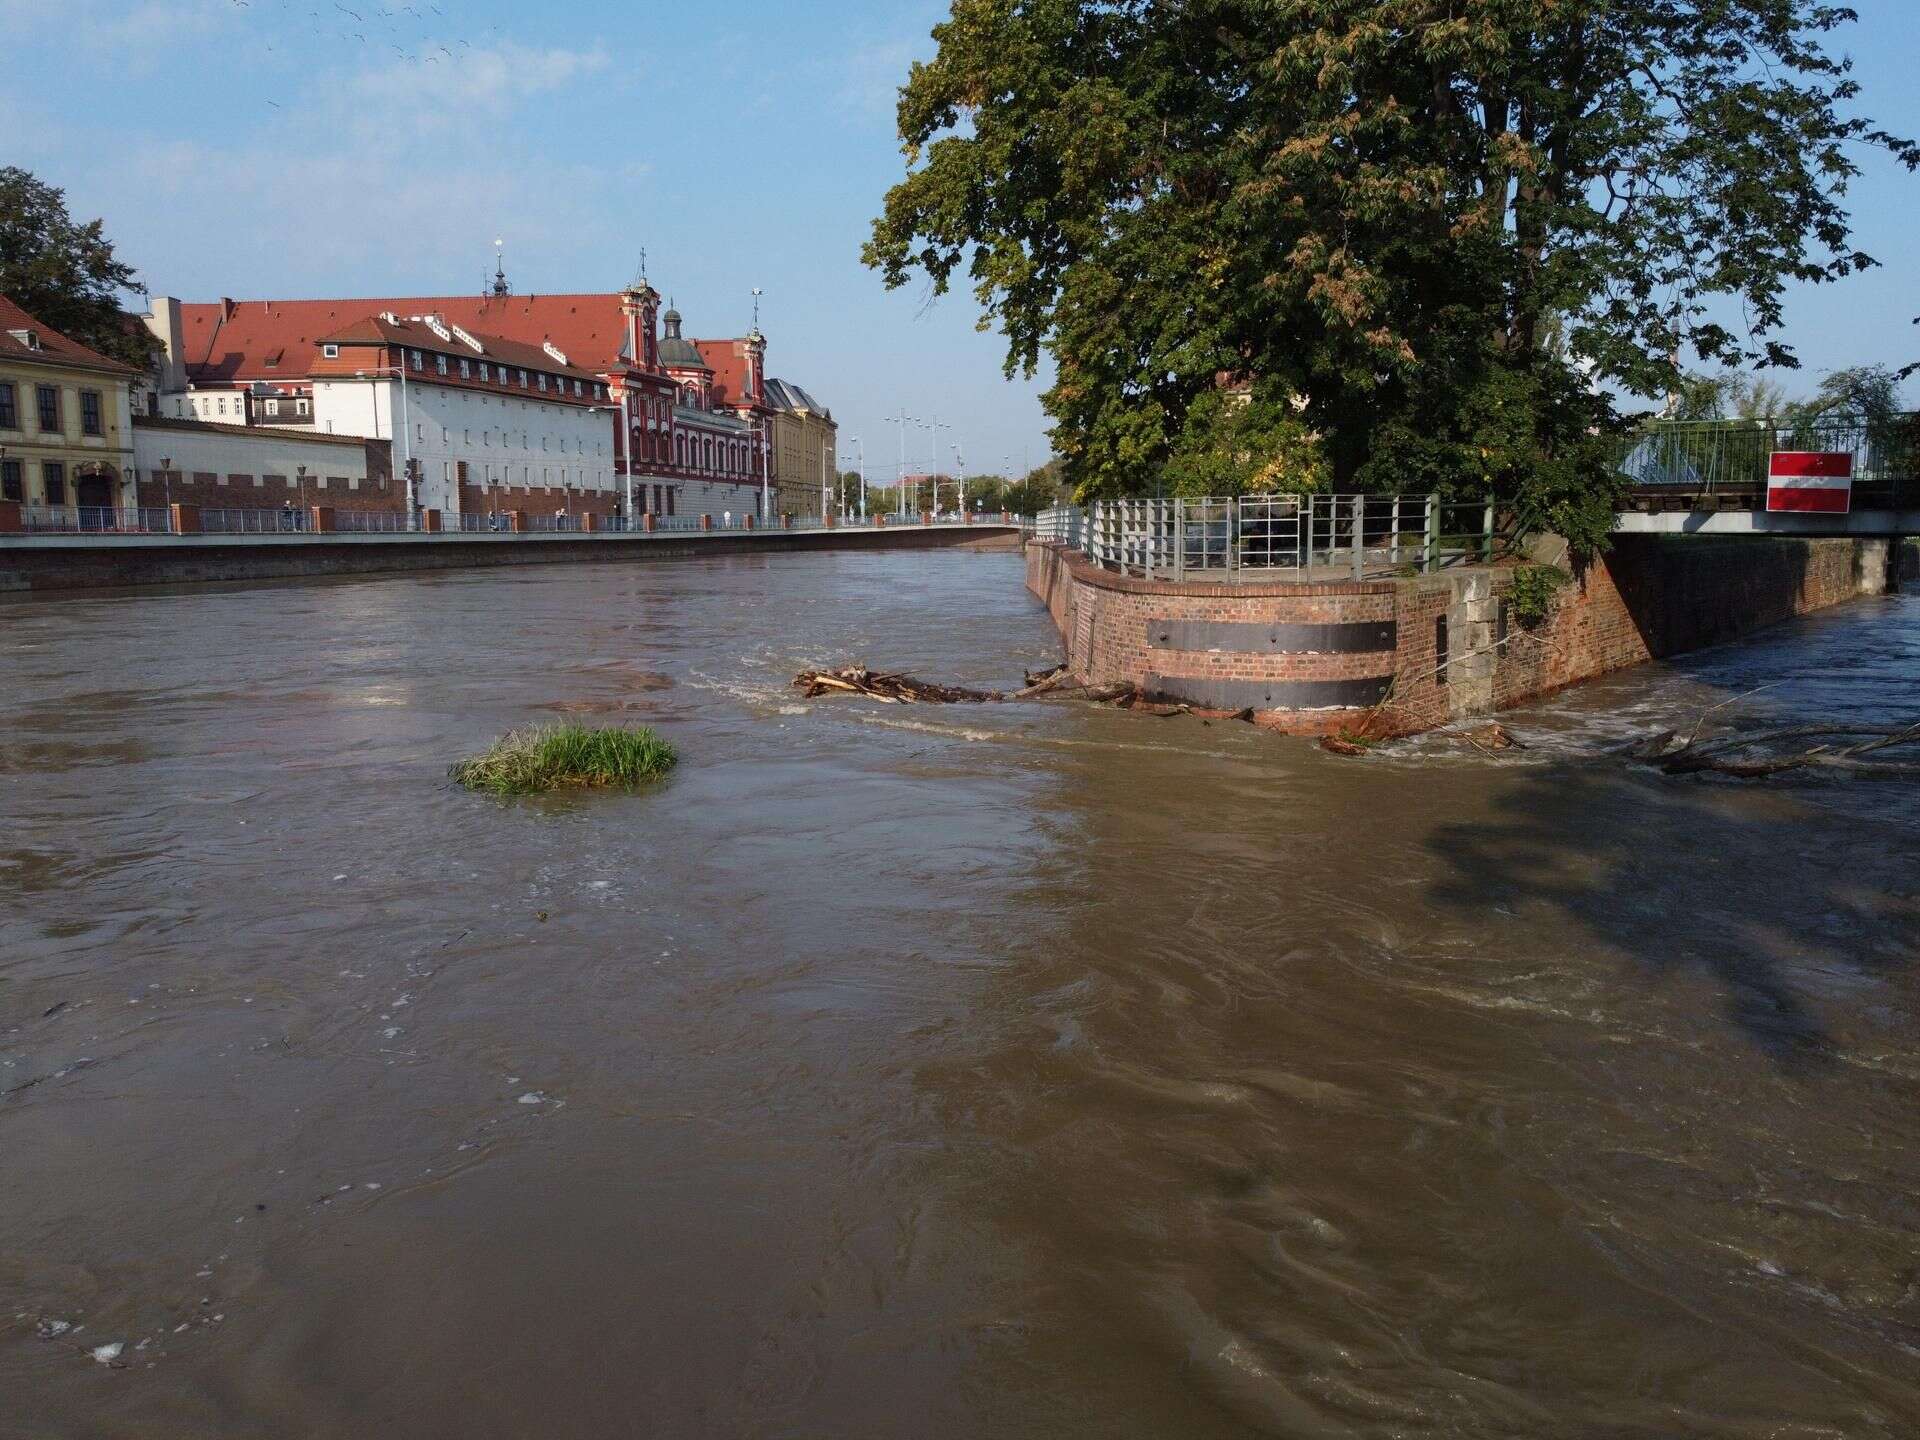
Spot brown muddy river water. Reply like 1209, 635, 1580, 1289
4, 551, 1919, 1438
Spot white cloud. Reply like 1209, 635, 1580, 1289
26, 36, 633, 298
0, 0, 230, 53
342, 42, 611, 134
834, 39, 917, 118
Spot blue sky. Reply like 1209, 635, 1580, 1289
4, 0, 1916, 480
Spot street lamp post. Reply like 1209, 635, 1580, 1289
917, 416, 950, 514
354, 363, 415, 525
952, 443, 966, 516
160, 455, 172, 522
854, 435, 865, 519
888, 410, 913, 518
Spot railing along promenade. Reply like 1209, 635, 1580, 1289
1034, 494, 1497, 582
3, 504, 1022, 540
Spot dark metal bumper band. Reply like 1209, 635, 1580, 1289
1147, 620, 1396, 654
1142, 673, 1393, 710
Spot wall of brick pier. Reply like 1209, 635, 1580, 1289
1026, 534, 1909, 735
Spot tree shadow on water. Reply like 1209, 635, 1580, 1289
1424, 758, 1920, 1073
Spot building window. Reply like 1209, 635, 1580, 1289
79, 389, 102, 435
572, 379, 582, 397
323, 343, 339, 358
0, 381, 15, 430
411, 349, 423, 370
479, 362, 490, 382
459, 358, 471, 379
36, 384, 59, 432
43, 460, 66, 505
296, 398, 310, 416
435, 355, 448, 376
1, 459, 21, 501
517, 368, 527, 386
265, 398, 280, 416
537, 373, 548, 392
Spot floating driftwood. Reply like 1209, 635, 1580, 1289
1630, 719, 1920, 778
792, 662, 1144, 710
792, 663, 1287, 725
1461, 721, 1526, 752
793, 667, 1005, 704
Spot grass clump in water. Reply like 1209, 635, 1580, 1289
449, 723, 677, 795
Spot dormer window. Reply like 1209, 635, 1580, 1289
479, 362, 490, 382
410, 349, 423, 370
322, 343, 339, 358
459, 358, 471, 379
537, 373, 548, 392
7, 327, 39, 350
517, 368, 527, 387
435, 355, 448, 376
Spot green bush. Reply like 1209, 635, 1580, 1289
449, 723, 677, 795
1506, 564, 1567, 628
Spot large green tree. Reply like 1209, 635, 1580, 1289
866, 1, 1913, 554
0, 167, 152, 369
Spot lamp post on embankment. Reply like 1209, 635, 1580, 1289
353, 365, 416, 525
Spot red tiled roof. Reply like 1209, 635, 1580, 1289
0, 295, 138, 375
312, 313, 605, 383
180, 293, 644, 385
692, 338, 763, 412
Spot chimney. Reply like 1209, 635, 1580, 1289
142, 295, 188, 393
219, 297, 237, 321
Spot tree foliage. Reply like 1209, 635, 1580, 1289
866, 1, 1913, 555
0, 167, 152, 369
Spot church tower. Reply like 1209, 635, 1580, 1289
620, 278, 660, 373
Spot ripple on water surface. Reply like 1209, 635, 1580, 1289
1, 557, 1917, 1438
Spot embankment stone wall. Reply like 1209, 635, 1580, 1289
0, 525, 1021, 595
1027, 532, 1907, 735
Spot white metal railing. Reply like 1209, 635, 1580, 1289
1040, 494, 1498, 580
20, 504, 175, 534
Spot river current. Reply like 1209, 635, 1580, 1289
3, 551, 1917, 1438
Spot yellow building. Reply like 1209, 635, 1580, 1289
0, 296, 138, 515
765, 378, 837, 518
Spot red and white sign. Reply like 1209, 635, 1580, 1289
1766, 451, 1853, 514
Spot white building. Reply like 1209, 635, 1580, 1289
308, 313, 617, 519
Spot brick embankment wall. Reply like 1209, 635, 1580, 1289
1027, 533, 1904, 736
1466, 535, 1901, 725
0, 526, 1022, 594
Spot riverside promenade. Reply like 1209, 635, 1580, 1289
0, 508, 1025, 593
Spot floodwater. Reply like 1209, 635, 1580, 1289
3, 551, 1918, 1439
